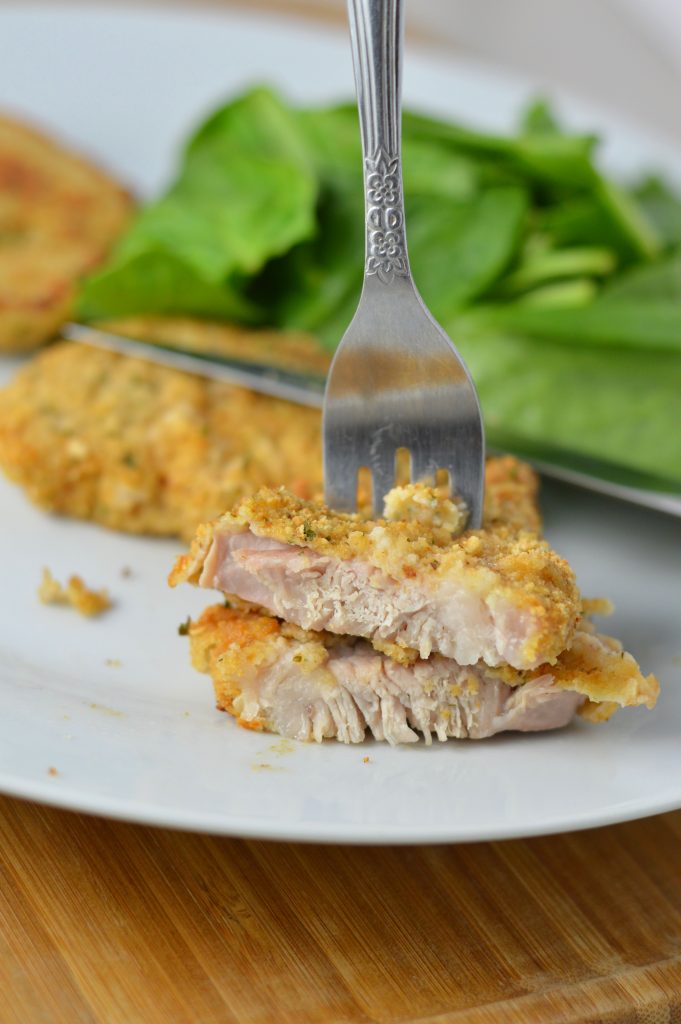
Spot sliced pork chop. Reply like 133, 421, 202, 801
186, 604, 658, 745
170, 487, 581, 670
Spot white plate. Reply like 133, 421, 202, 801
0, 4, 680, 843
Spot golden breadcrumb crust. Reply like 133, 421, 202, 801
482, 454, 542, 534
170, 486, 581, 668
0, 330, 539, 542
38, 567, 111, 617
169, 456, 542, 590
188, 603, 280, 723
545, 628, 658, 711
0, 114, 133, 351
486, 618, 658, 712
187, 603, 658, 734
219, 487, 565, 584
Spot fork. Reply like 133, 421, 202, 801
323, 0, 485, 524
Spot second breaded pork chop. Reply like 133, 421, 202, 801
0, 114, 133, 351
0, 340, 322, 538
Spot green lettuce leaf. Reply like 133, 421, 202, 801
475, 298, 681, 351
407, 187, 528, 323
454, 318, 681, 487
80, 88, 318, 320
602, 254, 681, 301
632, 176, 681, 247
255, 105, 515, 347
75, 86, 681, 492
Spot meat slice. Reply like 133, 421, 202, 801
170, 487, 581, 670
187, 604, 658, 745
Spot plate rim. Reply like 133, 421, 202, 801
2, 769, 680, 844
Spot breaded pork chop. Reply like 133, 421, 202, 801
0, 340, 322, 538
0, 114, 132, 351
171, 488, 581, 670
0, 323, 539, 541
186, 603, 658, 744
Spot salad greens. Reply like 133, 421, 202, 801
79, 87, 681, 491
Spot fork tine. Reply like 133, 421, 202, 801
410, 450, 439, 487
446, 437, 485, 528
371, 461, 396, 518
324, 461, 359, 514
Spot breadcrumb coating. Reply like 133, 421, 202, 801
38, 568, 111, 617
548, 627, 658, 711
0, 114, 133, 351
176, 486, 557, 581
482, 455, 542, 534
485, 617, 658, 711
581, 597, 615, 617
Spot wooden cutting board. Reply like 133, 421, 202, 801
1, 795, 679, 1023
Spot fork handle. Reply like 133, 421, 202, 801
347, 0, 410, 285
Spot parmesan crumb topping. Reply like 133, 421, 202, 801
383, 482, 468, 540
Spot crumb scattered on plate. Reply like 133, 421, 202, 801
267, 739, 296, 756
88, 702, 124, 717
105, 657, 121, 668
38, 568, 111, 617
47, 766, 58, 777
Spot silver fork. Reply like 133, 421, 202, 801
323, 0, 485, 524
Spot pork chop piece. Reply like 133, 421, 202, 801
186, 604, 658, 745
0, 114, 133, 351
170, 488, 581, 671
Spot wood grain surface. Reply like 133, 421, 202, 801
0, 795, 679, 1024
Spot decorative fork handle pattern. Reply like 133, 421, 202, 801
347, 0, 410, 284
